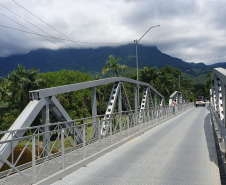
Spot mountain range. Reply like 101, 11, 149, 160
0, 44, 225, 83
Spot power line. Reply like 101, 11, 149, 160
0, 24, 133, 45
0, 11, 67, 50
0, 4, 104, 66
0, 4, 76, 52
0, 40, 29, 51
11, 0, 113, 61
0, 3, 86, 73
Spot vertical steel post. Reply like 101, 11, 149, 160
118, 83, 122, 140
127, 116, 130, 137
83, 124, 86, 159
161, 99, 164, 120
11, 141, 14, 165
139, 111, 142, 131
154, 93, 157, 107
134, 85, 138, 125
42, 105, 47, 157
91, 87, 97, 138
98, 121, 101, 151
110, 120, 112, 145
157, 106, 160, 123
151, 109, 154, 125
42, 98, 50, 157
32, 135, 36, 184
38, 129, 40, 158
146, 92, 150, 127
154, 93, 157, 122
61, 129, 65, 170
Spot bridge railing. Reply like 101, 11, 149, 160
0, 102, 193, 185
211, 107, 226, 156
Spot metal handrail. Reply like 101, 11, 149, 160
0, 103, 193, 184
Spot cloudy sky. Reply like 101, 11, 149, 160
0, 0, 225, 64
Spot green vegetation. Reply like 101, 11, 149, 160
0, 62, 212, 131
102, 55, 130, 76
0, 64, 46, 130
129, 66, 195, 103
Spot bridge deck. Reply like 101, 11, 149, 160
53, 107, 221, 185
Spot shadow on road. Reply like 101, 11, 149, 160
204, 107, 218, 166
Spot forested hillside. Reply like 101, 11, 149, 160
0, 44, 219, 83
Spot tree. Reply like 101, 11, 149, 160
0, 77, 10, 110
8, 64, 45, 111
39, 70, 94, 120
156, 72, 173, 95
204, 72, 212, 98
102, 55, 130, 76
139, 66, 159, 87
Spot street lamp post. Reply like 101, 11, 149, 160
134, 25, 160, 107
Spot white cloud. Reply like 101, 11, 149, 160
0, 0, 225, 64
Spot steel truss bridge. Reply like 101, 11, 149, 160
0, 72, 224, 185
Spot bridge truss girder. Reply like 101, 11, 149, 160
0, 77, 164, 169
169, 91, 186, 105
211, 68, 226, 125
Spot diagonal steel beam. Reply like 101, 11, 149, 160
50, 96, 83, 143
0, 98, 46, 169
121, 82, 132, 112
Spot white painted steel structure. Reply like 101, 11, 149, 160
0, 102, 193, 185
210, 67, 226, 164
0, 76, 173, 185
169, 91, 186, 105
0, 77, 163, 170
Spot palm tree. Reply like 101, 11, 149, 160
8, 64, 45, 110
139, 66, 159, 86
156, 72, 173, 96
102, 55, 130, 76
